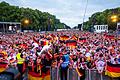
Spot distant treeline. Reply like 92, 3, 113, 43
0, 1, 70, 31
83, 7, 120, 31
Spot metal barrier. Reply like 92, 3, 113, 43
88, 69, 120, 80
51, 68, 120, 80
51, 67, 58, 80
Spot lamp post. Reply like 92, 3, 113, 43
21, 7, 30, 31
111, 15, 118, 46
110, 15, 118, 31
111, 15, 118, 23
23, 19, 30, 31
48, 17, 52, 31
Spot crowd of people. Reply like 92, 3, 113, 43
0, 31, 120, 80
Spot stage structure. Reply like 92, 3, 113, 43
0, 22, 21, 33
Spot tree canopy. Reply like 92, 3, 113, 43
83, 7, 120, 31
0, 1, 68, 31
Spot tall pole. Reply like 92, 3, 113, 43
116, 22, 118, 46
48, 17, 51, 31
81, 0, 88, 31
20, 23, 22, 32
3, 24, 5, 34
111, 15, 118, 46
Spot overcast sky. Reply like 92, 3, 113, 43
0, 0, 120, 28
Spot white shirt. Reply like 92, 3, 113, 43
96, 60, 105, 68
32, 42, 39, 48
85, 52, 91, 57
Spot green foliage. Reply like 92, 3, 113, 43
83, 7, 120, 31
0, 1, 66, 31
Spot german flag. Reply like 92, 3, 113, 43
66, 40, 77, 49
105, 35, 115, 40
28, 71, 43, 80
79, 38, 87, 43
0, 63, 8, 73
40, 40, 49, 46
28, 70, 50, 80
105, 62, 120, 78
60, 35, 69, 41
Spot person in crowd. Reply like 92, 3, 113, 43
60, 50, 70, 80
16, 49, 25, 76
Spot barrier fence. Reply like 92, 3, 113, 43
50, 67, 120, 80
2, 66, 119, 80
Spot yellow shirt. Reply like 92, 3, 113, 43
16, 53, 25, 64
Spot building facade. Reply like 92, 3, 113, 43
94, 25, 108, 33
117, 23, 120, 34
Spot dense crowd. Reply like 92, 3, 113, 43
0, 31, 120, 80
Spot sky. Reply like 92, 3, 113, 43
0, 0, 120, 28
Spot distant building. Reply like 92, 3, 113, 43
57, 29, 79, 31
117, 23, 120, 34
57, 29, 71, 31
94, 25, 108, 33
23, 30, 34, 32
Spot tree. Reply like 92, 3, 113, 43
0, 1, 67, 31
83, 7, 120, 31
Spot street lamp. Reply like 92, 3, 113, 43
111, 15, 118, 46
24, 19, 30, 25
111, 15, 118, 23
22, 19, 30, 31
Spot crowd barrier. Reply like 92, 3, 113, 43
0, 67, 20, 80
50, 68, 120, 80
1, 66, 120, 80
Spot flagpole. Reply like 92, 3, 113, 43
81, 0, 88, 31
